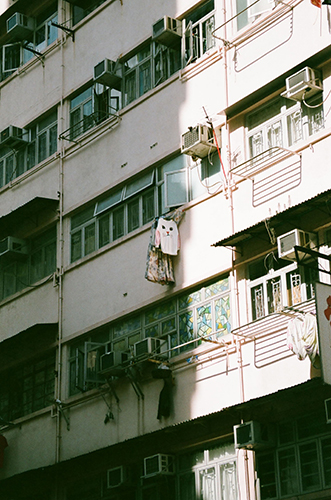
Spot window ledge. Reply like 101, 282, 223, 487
0, 152, 59, 193
179, 46, 223, 82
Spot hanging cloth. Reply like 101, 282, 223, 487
286, 314, 307, 360
302, 312, 319, 364
145, 208, 184, 285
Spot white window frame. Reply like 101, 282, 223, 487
246, 96, 324, 159
249, 261, 314, 321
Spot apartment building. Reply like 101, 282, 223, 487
0, 0, 331, 499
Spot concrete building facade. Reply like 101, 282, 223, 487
0, 0, 331, 499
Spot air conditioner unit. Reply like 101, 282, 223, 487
143, 454, 175, 478
181, 125, 220, 159
133, 337, 167, 359
7, 13, 35, 40
100, 351, 129, 375
107, 466, 128, 488
0, 126, 29, 148
277, 229, 317, 260
282, 67, 323, 101
94, 59, 122, 91
0, 236, 28, 260
234, 421, 275, 450
152, 16, 182, 46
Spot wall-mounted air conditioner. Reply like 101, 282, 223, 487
7, 13, 35, 40
277, 229, 317, 260
133, 337, 167, 359
107, 466, 128, 488
181, 125, 220, 159
93, 59, 122, 91
152, 16, 182, 46
143, 454, 175, 478
100, 351, 129, 374
0, 126, 29, 148
0, 236, 28, 260
282, 67, 323, 101
234, 421, 275, 450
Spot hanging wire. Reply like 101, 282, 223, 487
302, 88, 331, 108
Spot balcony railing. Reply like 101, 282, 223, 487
59, 110, 120, 143
230, 146, 301, 179
232, 299, 316, 368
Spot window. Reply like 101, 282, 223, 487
69, 84, 120, 140
236, 0, 275, 31
123, 42, 180, 106
0, 227, 57, 301
249, 256, 317, 321
0, 4, 58, 81
70, 154, 221, 263
257, 411, 331, 499
72, 0, 108, 25
68, 276, 230, 395
178, 443, 238, 500
246, 95, 324, 158
183, 0, 215, 66
0, 353, 55, 420
0, 111, 57, 189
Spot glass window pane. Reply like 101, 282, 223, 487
99, 214, 110, 248
113, 206, 125, 240
95, 190, 122, 216
220, 461, 237, 500
142, 188, 155, 224
299, 442, 320, 492
84, 223, 96, 256
199, 467, 216, 500
5, 154, 14, 184
48, 14, 58, 45
322, 437, 331, 487
258, 453, 277, 500
0, 160, 4, 188
278, 447, 299, 496
38, 131, 47, 162
139, 60, 152, 96
128, 197, 140, 232
71, 231, 82, 262
49, 124, 58, 155
125, 71, 136, 105
4, 44, 20, 72
124, 171, 154, 199
165, 170, 188, 208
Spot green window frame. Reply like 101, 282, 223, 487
68, 276, 230, 395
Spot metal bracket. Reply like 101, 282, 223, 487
22, 44, 45, 65
126, 367, 144, 400
51, 22, 75, 42
105, 378, 120, 404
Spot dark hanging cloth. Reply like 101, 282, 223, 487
157, 376, 173, 420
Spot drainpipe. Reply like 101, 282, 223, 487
55, 0, 66, 466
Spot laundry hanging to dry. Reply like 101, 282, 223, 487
145, 208, 184, 285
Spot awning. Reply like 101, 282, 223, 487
213, 188, 331, 249
0, 323, 58, 367
0, 197, 58, 236
0, 377, 329, 496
